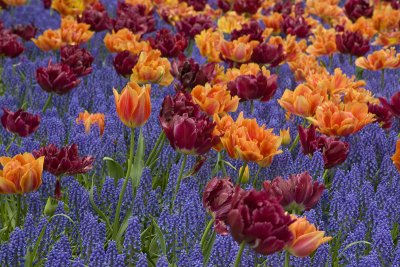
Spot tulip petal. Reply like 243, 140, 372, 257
0, 177, 18, 194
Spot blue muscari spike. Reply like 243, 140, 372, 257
292, 255, 312, 267
89, 243, 106, 267
339, 221, 367, 264
136, 253, 149, 267
209, 235, 239, 266
105, 241, 122, 267
312, 243, 331, 267
80, 213, 106, 264
357, 250, 382, 267
65, 179, 90, 222
98, 177, 119, 219
26, 192, 44, 221
2, 228, 26, 266
373, 220, 394, 265
123, 216, 141, 264
45, 235, 72, 267
157, 256, 169, 267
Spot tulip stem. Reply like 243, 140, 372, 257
42, 94, 53, 113
289, 133, 299, 152
237, 162, 247, 185
250, 100, 254, 114
349, 55, 353, 65
145, 131, 165, 166
234, 241, 246, 267
5, 135, 16, 153
171, 153, 187, 211
16, 194, 22, 227
328, 54, 333, 70
112, 128, 135, 240
381, 69, 385, 90
284, 250, 290, 267
200, 217, 215, 251
252, 166, 262, 188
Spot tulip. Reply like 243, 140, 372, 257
104, 28, 151, 54
131, 50, 174, 86
226, 188, 294, 255
280, 15, 310, 38
212, 114, 234, 152
280, 128, 291, 146
76, 111, 105, 136
298, 124, 318, 155
238, 165, 250, 183
202, 177, 236, 235
113, 50, 138, 78
355, 48, 400, 71
60, 45, 94, 77
286, 215, 332, 257
0, 153, 44, 194
159, 92, 203, 123
379, 92, 400, 117
33, 143, 94, 176
392, 139, 400, 172
0, 33, 24, 58
12, 24, 37, 41
233, 0, 262, 15
251, 43, 285, 67
113, 81, 151, 129
191, 83, 239, 116
264, 172, 325, 213
230, 20, 263, 42
43, 0, 51, 9
147, 29, 188, 58
220, 36, 259, 63
227, 71, 278, 102
114, 2, 155, 35
1, 108, 40, 137
306, 25, 337, 57
36, 62, 80, 95
78, 2, 112, 32
217, 0, 231, 12
182, 0, 207, 11
194, 28, 223, 63
176, 14, 214, 38
336, 31, 370, 57
344, 0, 373, 22
171, 55, 216, 90
60, 17, 94, 46
368, 103, 393, 129
51, 0, 85, 17
32, 29, 62, 51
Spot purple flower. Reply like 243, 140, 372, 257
231, 20, 263, 42
148, 29, 188, 58
36, 62, 80, 95
60, 45, 94, 77
113, 50, 138, 78
336, 31, 370, 57
176, 15, 214, 38
251, 43, 285, 66
1, 108, 41, 137
344, 0, 373, 22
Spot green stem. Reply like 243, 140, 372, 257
5, 135, 16, 153
171, 154, 188, 211
349, 55, 353, 65
237, 162, 248, 185
328, 54, 333, 69
252, 166, 262, 188
250, 100, 254, 115
42, 94, 53, 113
380, 69, 385, 90
234, 241, 246, 267
112, 128, 135, 240
145, 131, 165, 166
16, 194, 21, 227
284, 250, 290, 267
200, 217, 215, 249
289, 133, 299, 152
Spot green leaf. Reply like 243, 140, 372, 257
103, 157, 124, 179
152, 219, 167, 256
203, 231, 216, 266
89, 177, 111, 229
115, 209, 133, 250
130, 129, 145, 190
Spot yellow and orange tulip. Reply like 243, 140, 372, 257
51, 0, 85, 17
306, 25, 337, 57
195, 29, 223, 63
76, 111, 105, 136
355, 48, 400, 71
104, 29, 151, 54
220, 36, 259, 63
392, 139, 400, 172
60, 17, 94, 46
32, 29, 63, 52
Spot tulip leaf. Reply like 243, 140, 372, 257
89, 177, 111, 229
130, 129, 145, 190
115, 208, 133, 250
152, 218, 167, 256
202, 231, 216, 266
103, 157, 124, 179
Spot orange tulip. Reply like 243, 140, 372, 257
280, 128, 291, 146
269, 35, 306, 63
391, 140, 400, 172
195, 29, 223, 63
342, 87, 379, 105
2, 0, 26, 6
287, 53, 327, 82
131, 50, 174, 86
220, 112, 282, 167
51, 0, 85, 17
60, 17, 94, 45
76, 111, 105, 136
191, 83, 239, 116
217, 12, 246, 33
32, 29, 62, 51
212, 114, 235, 152
220, 36, 259, 63
308, 101, 375, 137
372, 5, 400, 32
286, 215, 332, 257
345, 17, 377, 39
306, 0, 342, 24
0, 153, 44, 194
261, 12, 283, 34
306, 25, 337, 57
372, 32, 400, 47
113, 81, 151, 128
278, 84, 329, 118
104, 29, 151, 54
355, 48, 400, 71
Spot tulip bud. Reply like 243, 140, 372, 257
44, 197, 58, 217
238, 165, 250, 183
280, 128, 291, 146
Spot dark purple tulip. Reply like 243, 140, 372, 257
251, 43, 285, 66
217, 0, 231, 12
171, 55, 216, 90
78, 2, 112, 32
148, 29, 188, 58
203, 177, 237, 234
113, 50, 138, 78
1, 108, 41, 137
43, 0, 51, 9
0, 33, 24, 58
344, 0, 373, 22
114, 2, 155, 35
368, 102, 393, 129
233, 0, 262, 15
272, 0, 293, 15
281, 15, 310, 38
159, 92, 203, 122
379, 92, 400, 117
33, 144, 94, 176
313, 136, 350, 169
36, 62, 80, 95
231, 20, 263, 42
12, 24, 37, 41
298, 124, 318, 155
60, 45, 94, 77
392, 0, 400, 9
181, 0, 207, 11
176, 15, 214, 38
226, 187, 294, 255
0, 20, 4, 31
228, 71, 278, 102
336, 31, 370, 57
263, 172, 325, 213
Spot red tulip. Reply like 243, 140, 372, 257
233, 0, 262, 15
263, 172, 325, 213
176, 15, 214, 38
78, 2, 112, 32
148, 29, 188, 58
12, 24, 37, 41
36, 62, 80, 95
217, 0, 231, 12
60, 45, 94, 77
114, 2, 155, 35
379, 92, 400, 117
368, 102, 393, 129
344, 0, 373, 22
298, 124, 318, 155
1, 108, 40, 137
181, 0, 207, 11
231, 20, 263, 42
336, 31, 370, 57
43, 0, 51, 9
226, 187, 294, 255
251, 43, 285, 67
33, 143, 94, 176
0, 32, 24, 58
113, 50, 138, 78
281, 15, 310, 38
